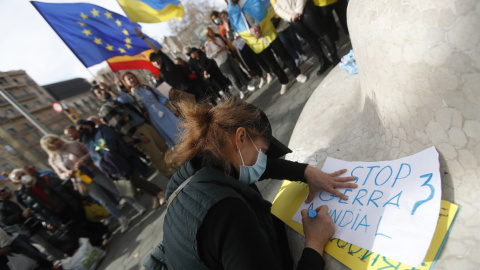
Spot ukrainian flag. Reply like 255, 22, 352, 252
117, 0, 184, 23
228, 0, 278, 54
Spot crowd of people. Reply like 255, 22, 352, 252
0, 0, 351, 269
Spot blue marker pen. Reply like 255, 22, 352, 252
308, 209, 317, 218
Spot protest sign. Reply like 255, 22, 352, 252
292, 147, 441, 266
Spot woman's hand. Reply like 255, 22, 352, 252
302, 206, 334, 256
66, 170, 75, 178
304, 166, 357, 203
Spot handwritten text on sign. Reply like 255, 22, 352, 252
292, 147, 441, 267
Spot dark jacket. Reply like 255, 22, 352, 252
144, 158, 314, 270
156, 50, 198, 95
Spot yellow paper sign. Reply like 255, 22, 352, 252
271, 180, 459, 270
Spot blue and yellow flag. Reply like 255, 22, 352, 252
117, 0, 184, 23
31, 1, 158, 67
228, 0, 278, 54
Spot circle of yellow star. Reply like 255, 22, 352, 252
80, 12, 88, 20
105, 11, 112, 19
91, 8, 100, 17
82, 29, 92, 37
106, 44, 114, 51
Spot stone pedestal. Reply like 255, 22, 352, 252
286, 0, 480, 268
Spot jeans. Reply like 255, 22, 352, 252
10, 234, 52, 268
278, 26, 304, 61
86, 181, 122, 219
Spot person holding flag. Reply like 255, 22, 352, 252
227, 0, 308, 95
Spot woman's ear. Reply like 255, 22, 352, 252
234, 127, 247, 151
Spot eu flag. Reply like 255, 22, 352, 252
31, 1, 159, 67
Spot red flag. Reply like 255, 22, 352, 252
107, 49, 159, 76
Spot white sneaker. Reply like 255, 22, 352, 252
118, 216, 129, 233
295, 58, 301, 67
102, 216, 114, 226
280, 84, 288, 95
247, 84, 255, 91
239, 91, 245, 99
258, 77, 266, 88
266, 74, 273, 84
218, 90, 225, 98
300, 54, 308, 62
296, 74, 308, 83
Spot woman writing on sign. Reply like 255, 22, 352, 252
144, 99, 357, 270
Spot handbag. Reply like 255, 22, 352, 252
113, 180, 136, 198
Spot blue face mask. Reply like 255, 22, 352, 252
238, 134, 267, 185
214, 18, 222, 25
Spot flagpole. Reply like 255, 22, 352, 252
86, 66, 104, 84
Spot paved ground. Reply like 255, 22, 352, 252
94, 38, 353, 270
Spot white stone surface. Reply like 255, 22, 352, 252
285, 0, 480, 268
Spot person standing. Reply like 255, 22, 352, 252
76, 119, 165, 210
274, 0, 341, 75
122, 71, 182, 149
92, 84, 171, 208
228, 0, 309, 95
204, 27, 249, 99
39, 135, 130, 233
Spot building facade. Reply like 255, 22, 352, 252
43, 78, 103, 123
0, 70, 71, 174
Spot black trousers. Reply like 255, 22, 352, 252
240, 45, 266, 77
258, 38, 300, 84
292, 0, 340, 64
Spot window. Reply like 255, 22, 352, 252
13, 79, 18, 83
5, 109, 14, 115
4, 145, 17, 155
7, 128, 16, 136
34, 87, 44, 95
22, 104, 28, 109
20, 137, 29, 143
32, 132, 41, 139
46, 98, 53, 103
35, 100, 42, 105
21, 123, 32, 129
18, 155, 28, 162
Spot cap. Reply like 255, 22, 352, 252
246, 104, 292, 159
187, 47, 199, 57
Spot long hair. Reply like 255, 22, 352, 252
204, 27, 216, 42
166, 98, 265, 173
40, 134, 69, 157
121, 71, 149, 91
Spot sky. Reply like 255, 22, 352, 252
0, 0, 226, 85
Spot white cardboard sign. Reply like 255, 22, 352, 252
292, 147, 441, 267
